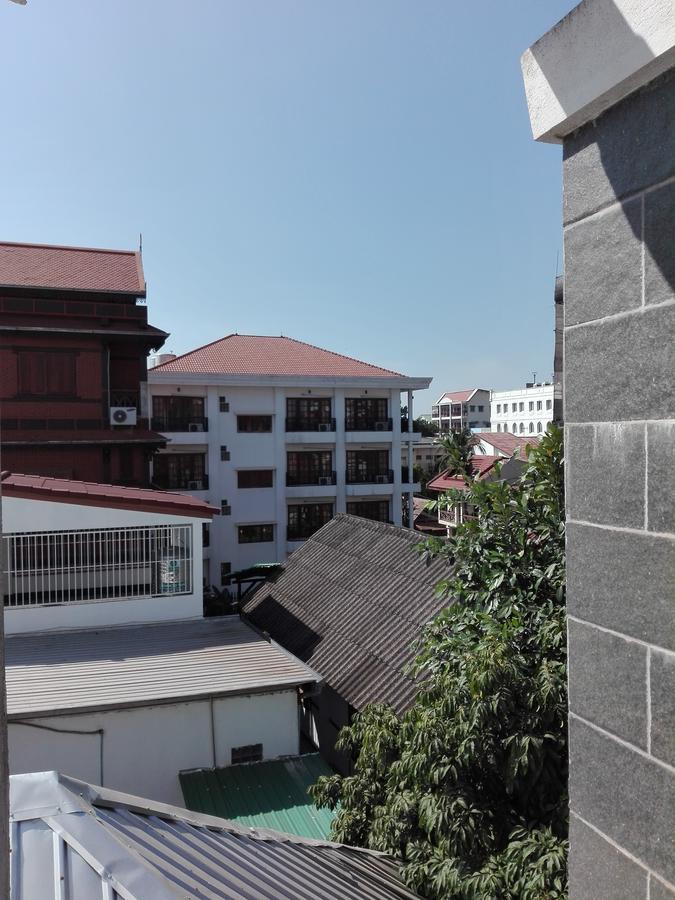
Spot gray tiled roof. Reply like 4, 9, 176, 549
243, 515, 450, 714
9, 771, 419, 899
5, 617, 320, 719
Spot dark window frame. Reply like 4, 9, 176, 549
238, 524, 274, 544
287, 503, 333, 540
237, 469, 274, 489
237, 415, 273, 433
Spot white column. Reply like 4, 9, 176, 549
407, 389, 414, 529
334, 390, 346, 514
391, 389, 402, 526
274, 388, 287, 555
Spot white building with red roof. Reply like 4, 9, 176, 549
148, 334, 431, 583
430, 388, 491, 433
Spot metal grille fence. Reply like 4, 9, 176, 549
3, 524, 193, 608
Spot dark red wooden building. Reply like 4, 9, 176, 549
0, 241, 168, 486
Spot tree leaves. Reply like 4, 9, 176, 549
311, 427, 568, 898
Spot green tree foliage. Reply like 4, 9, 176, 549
434, 427, 482, 477
311, 427, 567, 899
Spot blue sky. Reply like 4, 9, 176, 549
2, 0, 572, 413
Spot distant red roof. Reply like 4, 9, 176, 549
0, 241, 145, 295
478, 432, 540, 456
152, 334, 407, 378
427, 455, 502, 493
437, 389, 489, 404
0, 472, 216, 519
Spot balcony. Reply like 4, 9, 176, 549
344, 418, 393, 432
285, 418, 336, 433
151, 417, 209, 433
286, 471, 336, 487
346, 469, 394, 485
152, 473, 209, 491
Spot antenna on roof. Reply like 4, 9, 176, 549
532, 372, 537, 383
139, 232, 143, 253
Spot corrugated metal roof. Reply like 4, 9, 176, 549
242, 515, 450, 715
180, 754, 336, 840
10, 771, 419, 899
5, 617, 321, 719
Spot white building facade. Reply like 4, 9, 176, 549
148, 335, 431, 587
430, 389, 491, 434
490, 382, 561, 437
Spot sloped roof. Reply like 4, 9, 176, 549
9, 771, 419, 899
242, 515, 449, 714
5, 617, 320, 719
152, 334, 412, 379
477, 432, 539, 456
436, 389, 489, 404
0, 471, 215, 518
426, 455, 502, 493
180, 754, 336, 840
0, 241, 145, 295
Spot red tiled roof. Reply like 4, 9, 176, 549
478, 432, 540, 456
0, 241, 145, 295
427, 455, 502, 493
0, 472, 216, 519
1, 429, 166, 446
152, 334, 406, 378
436, 389, 490, 404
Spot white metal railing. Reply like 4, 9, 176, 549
3, 524, 193, 608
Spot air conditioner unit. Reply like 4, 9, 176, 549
186, 480, 203, 491
110, 407, 137, 426
318, 476, 332, 486
318, 423, 332, 432
188, 422, 204, 432
375, 474, 388, 484
374, 421, 389, 431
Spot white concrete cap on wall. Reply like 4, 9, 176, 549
521, 0, 675, 143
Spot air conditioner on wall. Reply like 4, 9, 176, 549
187, 480, 203, 491
318, 476, 332, 486
110, 407, 137, 426
188, 422, 204, 432
374, 421, 388, 431
375, 474, 388, 484
318, 423, 332, 432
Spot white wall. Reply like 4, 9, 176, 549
8, 690, 299, 807
3, 495, 206, 635
490, 384, 559, 436
149, 381, 412, 579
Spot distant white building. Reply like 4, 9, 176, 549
490, 382, 561, 436
430, 389, 491, 434
148, 334, 431, 586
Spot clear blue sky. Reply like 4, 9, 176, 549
2, 0, 572, 413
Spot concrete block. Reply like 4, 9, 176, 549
566, 423, 645, 527
647, 422, 675, 534
565, 304, 675, 422
645, 181, 675, 307
569, 814, 648, 900
568, 619, 647, 748
567, 523, 675, 651
563, 71, 675, 224
650, 650, 675, 767
564, 198, 642, 326
569, 716, 675, 884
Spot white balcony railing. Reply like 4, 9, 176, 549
3, 524, 193, 608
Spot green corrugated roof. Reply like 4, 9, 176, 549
179, 754, 337, 841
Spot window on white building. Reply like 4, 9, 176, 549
512, 403, 517, 412
519, 423, 525, 433
512, 423, 517, 433
496, 404, 501, 413
519, 402, 524, 412
537, 401, 542, 411
537, 422, 543, 433
529, 423, 534, 433
546, 399, 552, 410
529, 401, 534, 411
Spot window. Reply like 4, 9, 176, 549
219, 396, 229, 412
287, 504, 333, 540
478, 405, 484, 412
220, 445, 230, 461
537, 400, 542, 411
415, 454, 422, 461
346, 500, 390, 523
496, 424, 501, 432
452, 404, 462, 416
221, 500, 231, 515
220, 562, 231, 585
529, 422, 534, 433
18, 350, 76, 397
440, 404, 450, 417
345, 398, 388, 430
519, 423, 525, 433
346, 450, 390, 483
469, 405, 475, 412
238, 524, 274, 543
237, 470, 273, 489
496, 404, 501, 413
153, 454, 206, 490
152, 396, 206, 431
231, 743, 263, 765
287, 451, 333, 486
512, 403, 517, 412
529, 401, 534, 411
519, 402, 524, 412
537, 422, 543, 433
202, 523, 210, 548
512, 423, 518, 433
546, 399, 552, 410
237, 415, 272, 433
286, 397, 332, 430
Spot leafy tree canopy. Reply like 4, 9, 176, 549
311, 427, 567, 899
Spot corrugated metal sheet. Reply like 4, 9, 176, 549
243, 514, 450, 715
180, 754, 336, 840
9, 771, 419, 899
5, 617, 321, 719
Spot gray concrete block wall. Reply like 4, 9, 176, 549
563, 69, 675, 899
